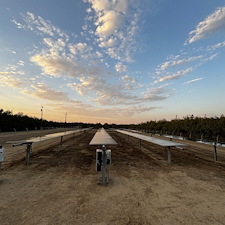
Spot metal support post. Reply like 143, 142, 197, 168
102, 145, 107, 186
214, 142, 218, 161
60, 136, 63, 146
167, 147, 171, 165
26, 143, 32, 165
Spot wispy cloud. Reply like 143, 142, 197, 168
154, 43, 221, 84
207, 41, 225, 51
49, 102, 159, 119
24, 83, 70, 101
13, 12, 69, 40
183, 78, 204, 85
159, 55, 203, 71
185, 7, 225, 44
155, 68, 193, 83
5, 48, 17, 54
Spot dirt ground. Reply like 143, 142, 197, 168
1, 129, 225, 225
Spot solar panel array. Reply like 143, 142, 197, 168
116, 129, 185, 147
89, 128, 117, 145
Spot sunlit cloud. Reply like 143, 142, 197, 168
30, 54, 82, 78
0, 73, 24, 88
85, 0, 140, 62
22, 83, 81, 104
185, 7, 225, 44
86, 0, 128, 37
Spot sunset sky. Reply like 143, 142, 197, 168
0, 0, 225, 124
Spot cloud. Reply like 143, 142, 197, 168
50, 102, 158, 119
11, 10, 168, 119
17, 60, 25, 66
121, 75, 135, 83
5, 48, 17, 54
12, 12, 69, 40
85, 0, 140, 62
144, 84, 172, 101
186, 7, 225, 44
68, 74, 168, 106
11, 19, 25, 29
22, 83, 82, 104
207, 41, 225, 51
156, 68, 193, 82
87, 0, 128, 37
115, 62, 127, 73
98, 37, 117, 48
0, 63, 25, 77
0, 73, 24, 88
96, 10, 124, 37
113, 105, 159, 117
30, 54, 90, 78
183, 78, 204, 85
159, 55, 203, 71
68, 42, 93, 55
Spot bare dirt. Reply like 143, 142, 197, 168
1, 129, 225, 225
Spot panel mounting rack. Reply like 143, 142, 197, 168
116, 129, 186, 165
6, 128, 91, 165
89, 128, 117, 186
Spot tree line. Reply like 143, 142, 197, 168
0, 109, 95, 132
112, 115, 225, 143
1, 109, 225, 143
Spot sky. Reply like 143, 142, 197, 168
0, 0, 225, 124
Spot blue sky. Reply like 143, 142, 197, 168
0, 0, 225, 124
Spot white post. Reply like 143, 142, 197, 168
217, 135, 219, 143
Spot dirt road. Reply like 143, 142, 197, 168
1, 130, 225, 225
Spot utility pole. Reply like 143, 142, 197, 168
65, 112, 67, 127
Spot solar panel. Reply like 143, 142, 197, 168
6, 128, 91, 164
7, 129, 91, 145
116, 129, 186, 165
116, 130, 185, 147
89, 128, 117, 145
